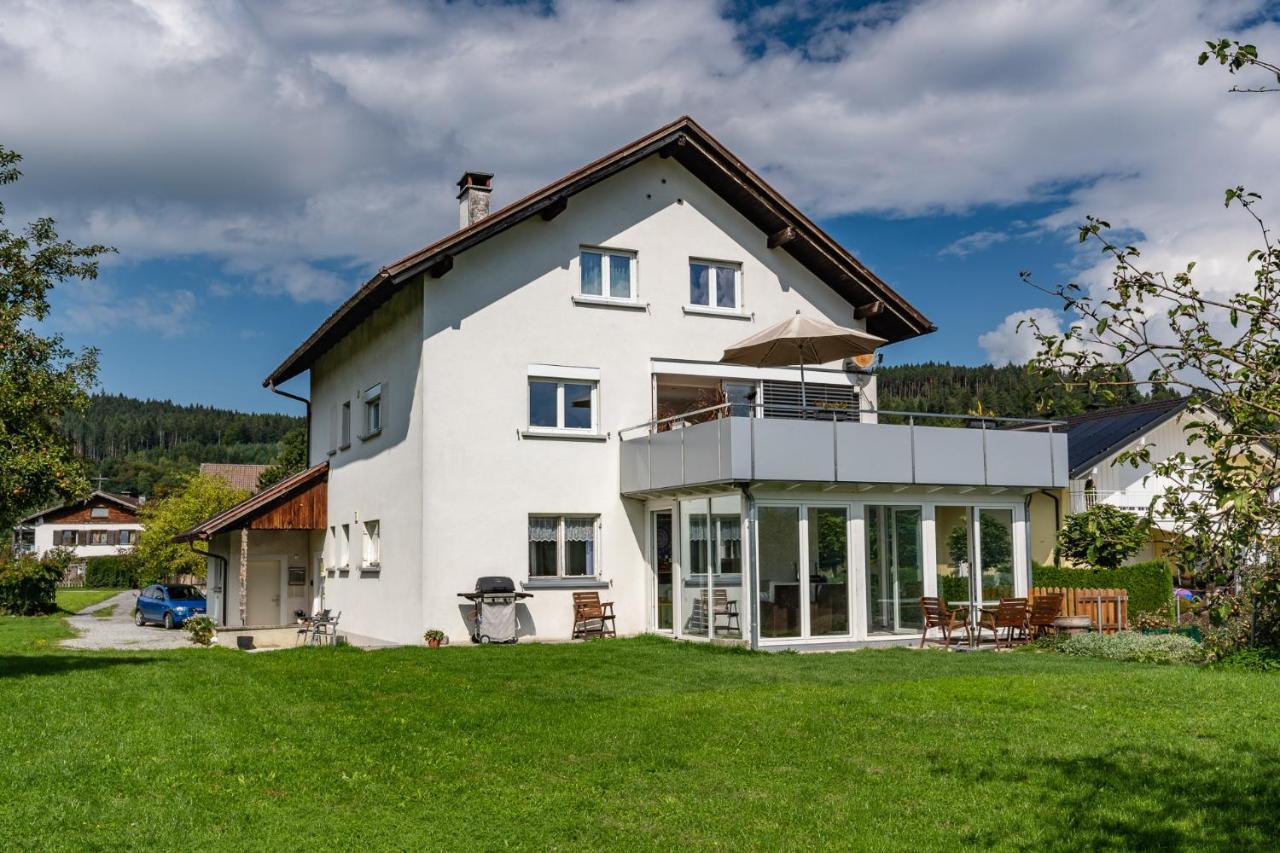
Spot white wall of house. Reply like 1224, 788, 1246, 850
1070, 413, 1204, 514
308, 153, 879, 645
27, 522, 143, 560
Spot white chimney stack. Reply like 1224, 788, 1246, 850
457, 171, 493, 228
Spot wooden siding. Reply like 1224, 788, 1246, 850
247, 479, 327, 530
41, 501, 139, 525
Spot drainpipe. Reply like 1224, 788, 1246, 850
1024, 493, 1035, 590
738, 483, 758, 651
189, 540, 228, 625
268, 383, 311, 462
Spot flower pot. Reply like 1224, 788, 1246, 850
427, 638, 442, 648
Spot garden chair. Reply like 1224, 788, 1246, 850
920, 597, 971, 648
1027, 593, 1063, 638
701, 588, 740, 636
310, 610, 341, 646
572, 592, 616, 640
976, 598, 1029, 649
295, 609, 329, 646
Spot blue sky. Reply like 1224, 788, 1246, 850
5, 0, 1277, 413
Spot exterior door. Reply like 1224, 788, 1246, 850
651, 510, 673, 632
246, 559, 281, 625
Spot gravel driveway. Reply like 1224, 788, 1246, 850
62, 590, 194, 651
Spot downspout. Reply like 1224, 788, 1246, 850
738, 483, 758, 651
1023, 493, 1035, 590
268, 383, 311, 462
189, 540, 228, 625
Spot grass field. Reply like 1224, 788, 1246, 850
54, 588, 123, 614
2, 615, 1278, 850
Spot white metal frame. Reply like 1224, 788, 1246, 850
579, 246, 639, 302
647, 503, 676, 635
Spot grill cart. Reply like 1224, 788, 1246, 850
457, 576, 532, 644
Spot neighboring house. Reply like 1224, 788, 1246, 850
199, 463, 270, 493
12, 491, 144, 561
180, 116, 1066, 648
1028, 397, 1189, 568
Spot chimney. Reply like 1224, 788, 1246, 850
457, 171, 493, 228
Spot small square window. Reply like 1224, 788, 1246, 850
91, 507, 109, 519
528, 515, 597, 578
689, 261, 740, 310
528, 378, 596, 432
580, 249, 636, 301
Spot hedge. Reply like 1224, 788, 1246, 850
0, 557, 63, 616
1031, 559, 1174, 619
84, 554, 139, 589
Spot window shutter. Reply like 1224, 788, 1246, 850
379, 381, 388, 432
761, 381, 858, 421
77, 530, 88, 546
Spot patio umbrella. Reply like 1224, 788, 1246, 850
720, 311, 887, 409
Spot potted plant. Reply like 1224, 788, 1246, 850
424, 629, 446, 648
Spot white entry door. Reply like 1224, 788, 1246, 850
246, 559, 282, 625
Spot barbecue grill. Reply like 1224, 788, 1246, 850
457, 576, 532, 644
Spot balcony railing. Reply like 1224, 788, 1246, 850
1069, 490, 1166, 516
619, 403, 1068, 495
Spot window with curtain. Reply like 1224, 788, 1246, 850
688, 514, 708, 574
528, 515, 598, 578
689, 261, 740, 310
528, 378, 597, 432
580, 248, 636, 300
714, 514, 742, 574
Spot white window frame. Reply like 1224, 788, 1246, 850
90, 507, 110, 519
362, 384, 382, 438
528, 514, 600, 579
687, 258, 743, 312
526, 365, 600, 435
361, 519, 381, 569
338, 524, 350, 569
578, 247, 638, 303
340, 401, 352, 449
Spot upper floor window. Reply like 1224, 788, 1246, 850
340, 401, 352, 449
528, 378, 597, 433
689, 260, 741, 311
91, 507, 110, 519
580, 249, 636, 301
363, 384, 383, 438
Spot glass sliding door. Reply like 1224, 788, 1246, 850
680, 503, 709, 638
808, 507, 849, 636
865, 505, 924, 635
709, 494, 743, 639
935, 506, 973, 610
652, 510, 673, 632
976, 508, 1015, 607
757, 506, 801, 638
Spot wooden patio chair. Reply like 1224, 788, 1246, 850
976, 598, 1029, 649
1027, 593, 1063, 639
703, 588, 740, 636
572, 592, 616, 640
920, 597, 971, 648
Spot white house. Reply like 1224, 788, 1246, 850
187, 117, 1067, 649
12, 491, 143, 560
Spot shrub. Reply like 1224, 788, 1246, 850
183, 615, 216, 646
1032, 559, 1174, 621
1211, 647, 1280, 672
85, 554, 140, 589
0, 556, 64, 616
1057, 631, 1205, 664
1057, 504, 1149, 569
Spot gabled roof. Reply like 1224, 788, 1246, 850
173, 462, 328, 542
1064, 397, 1188, 478
264, 115, 934, 387
199, 463, 270, 493
17, 490, 142, 525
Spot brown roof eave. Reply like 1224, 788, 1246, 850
171, 462, 328, 543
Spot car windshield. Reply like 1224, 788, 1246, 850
165, 585, 203, 600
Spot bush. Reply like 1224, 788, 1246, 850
1057, 504, 1149, 569
85, 554, 140, 589
1211, 647, 1280, 672
183, 615, 216, 646
1057, 631, 1205, 664
1032, 559, 1174, 621
0, 556, 64, 616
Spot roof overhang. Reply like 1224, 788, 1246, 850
264, 115, 934, 387
172, 462, 328, 543
16, 490, 141, 526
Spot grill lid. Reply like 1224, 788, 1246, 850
475, 576, 516, 594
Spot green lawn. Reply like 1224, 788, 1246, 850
54, 587, 124, 614
1, 619, 1278, 850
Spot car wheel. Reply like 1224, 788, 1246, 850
164, 612, 175, 630
134, 609, 145, 626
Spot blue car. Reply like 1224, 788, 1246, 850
134, 583, 207, 629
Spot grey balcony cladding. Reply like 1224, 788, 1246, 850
620, 416, 1067, 494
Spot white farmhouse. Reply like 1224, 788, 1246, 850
12, 491, 143, 560
184, 117, 1067, 649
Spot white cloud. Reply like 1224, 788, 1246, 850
939, 229, 1011, 258
1, 0, 1277, 325
978, 308, 1062, 366
50, 281, 198, 339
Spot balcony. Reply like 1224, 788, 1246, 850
619, 405, 1068, 496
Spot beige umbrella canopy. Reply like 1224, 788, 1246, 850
720, 311, 887, 409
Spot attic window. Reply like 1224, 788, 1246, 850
91, 507, 110, 519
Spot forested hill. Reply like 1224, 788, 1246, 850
62, 394, 303, 497
876, 362, 1177, 420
